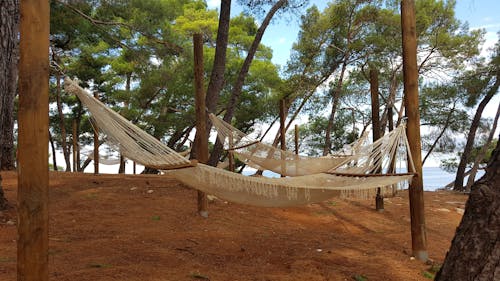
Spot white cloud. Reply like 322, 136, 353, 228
480, 31, 498, 57
206, 0, 220, 9
473, 23, 500, 30
278, 37, 286, 44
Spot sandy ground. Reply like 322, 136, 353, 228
0, 171, 467, 280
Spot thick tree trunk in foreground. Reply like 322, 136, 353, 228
435, 134, 500, 281
0, 0, 19, 171
0, 0, 19, 210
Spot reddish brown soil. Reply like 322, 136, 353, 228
0, 171, 467, 280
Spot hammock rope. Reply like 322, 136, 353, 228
64, 77, 195, 170
66, 77, 415, 207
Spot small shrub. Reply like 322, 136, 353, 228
352, 274, 368, 281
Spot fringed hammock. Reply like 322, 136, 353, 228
65, 77, 415, 207
209, 113, 370, 176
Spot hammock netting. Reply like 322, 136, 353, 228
65, 78, 194, 170
65, 77, 415, 207
209, 113, 369, 176
209, 113, 411, 176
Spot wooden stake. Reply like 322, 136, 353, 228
133, 161, 136, 174
279, 99, 287, 177
72, 119, 77, 172
93, 92, 99, 174
193, 33, 208, 217
401, 0, 428, 261
17, 1, 50, 280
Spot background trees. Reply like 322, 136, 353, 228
0, 0, 496, 189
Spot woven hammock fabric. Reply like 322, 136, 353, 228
209, 113, 408, 176
64, 77, 194, 170
166, 163, 414, 207
209, 114, 363, 176
66, 77, 415, 207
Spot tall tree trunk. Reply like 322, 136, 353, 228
118, 155, 125, 174
55, 71, 72, 171
370, 67, 381, 142
465, 102, 500, 191
435, 134, 500, 281
454, 71, 500, 191
49, 130, 58, 171
0, 0, 19, 171
118, 72, 132, 174
208, 0, 288, 166
202, 0, 230, 167
205, 0, 230, 115
323, 57, 348, 156
381, 69, 400, 132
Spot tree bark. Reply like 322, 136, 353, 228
49, 130, 58, 171
0, 0, 19, 171
118, 155, 125, 174
193, 33, 208, 217
454, 70, 500, 191
465, 102, 500, 191
401, 0, 428, 261
55, 70, 72, 171
93, 92, 99, 174
370, 67, 381, 142
208, 0, 288, 166
435, 134, 500, 281
205, 0, 231, 115
203, 0, 230, 168
0, 0, 19, 210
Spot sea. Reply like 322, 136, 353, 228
421, 167, 484, 191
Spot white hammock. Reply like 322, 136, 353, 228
65, 77, 415, 207
166, 163, 414, 207
209, 113, 406, 176
64, 77, 195, 170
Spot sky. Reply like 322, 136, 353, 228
205, 0, 500, 120
207, 0, 500, 67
